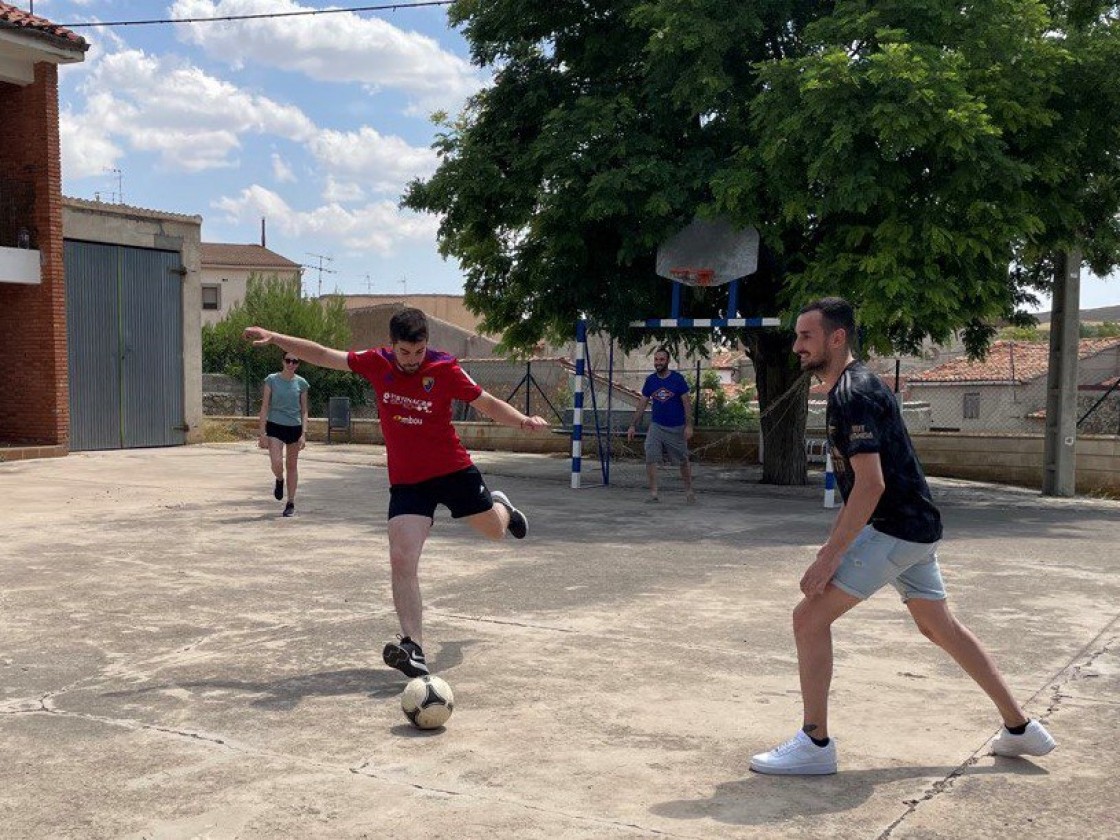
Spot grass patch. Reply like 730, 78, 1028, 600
202, 419, 256, 443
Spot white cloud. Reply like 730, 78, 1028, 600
308, 126, 437, 195
60, 48, 317, 174
271, 153, 296, 183
170, 0, 485, 114
322, 175, 366, 204
215, 184, 439, 255
59, 103, 122, 178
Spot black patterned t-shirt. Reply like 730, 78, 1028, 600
826, 362, 942, 544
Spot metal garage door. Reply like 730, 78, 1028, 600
66, 240, 186, 450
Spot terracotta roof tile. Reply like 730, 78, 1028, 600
910, 339, 1120, 385
0, 2, 88, 51
201, 243, 301, 270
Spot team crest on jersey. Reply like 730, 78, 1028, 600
422, 376, 436, 392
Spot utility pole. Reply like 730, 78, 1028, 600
364, 273, 373, 293
305, 252, 336, 298
399, 275, 408, 297
1042, 247, 1082, 497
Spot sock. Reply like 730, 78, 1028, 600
1006, 720, 1029, 735
808, 735, 831, 747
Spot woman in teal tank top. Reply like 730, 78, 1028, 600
257, 353, 310, 517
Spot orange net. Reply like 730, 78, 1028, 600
669, 268, 716, 287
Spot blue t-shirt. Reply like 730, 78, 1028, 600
265, 372, 309, 426
642, 370, 690, 427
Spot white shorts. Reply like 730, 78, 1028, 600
831, 526, 946, 602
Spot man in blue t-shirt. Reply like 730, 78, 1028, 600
626, 347, 695, 503
749, 297, 1056, 777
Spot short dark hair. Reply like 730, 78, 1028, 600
389, 307, 428, 343
653, 346, 671, 360
800, 297, 856, 345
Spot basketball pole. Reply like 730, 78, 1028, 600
570, 318, 586, 489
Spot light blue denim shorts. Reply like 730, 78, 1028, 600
831, 525, 946, 602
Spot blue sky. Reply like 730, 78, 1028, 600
25, 1, 1120, 311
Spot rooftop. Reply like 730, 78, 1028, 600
910, 339, 1120, 385
201, 243, 301, 270
0, 2, 88, 52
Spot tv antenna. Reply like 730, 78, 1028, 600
304, 252, 336, 298
104, 167, 123, 203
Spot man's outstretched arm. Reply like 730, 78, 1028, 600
470, 391, 550, 431
243, 327, 351, 372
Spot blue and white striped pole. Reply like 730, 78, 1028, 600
823, 448, 837, 508
571, 318, 586, 489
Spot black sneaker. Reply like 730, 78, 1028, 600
490, 490, 528, 539
282, 501, 295, 517
273, 478, 284, 500
383, 636, 429, 677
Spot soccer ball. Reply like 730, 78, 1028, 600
400, 675, 454, 729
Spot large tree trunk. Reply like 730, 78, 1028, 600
745, 329, 809, 485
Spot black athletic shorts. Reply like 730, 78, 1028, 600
265, 421, 303, 445
388, 465, 493, 521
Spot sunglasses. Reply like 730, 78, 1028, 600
284, 358, 300, 365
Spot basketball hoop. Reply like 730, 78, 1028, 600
669, 268, 716, 287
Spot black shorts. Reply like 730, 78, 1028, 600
265, 421, 303, 445
388, 465, 493, 521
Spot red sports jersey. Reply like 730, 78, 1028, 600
348, 347, 483, 485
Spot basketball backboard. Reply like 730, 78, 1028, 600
655, 217, 759, 287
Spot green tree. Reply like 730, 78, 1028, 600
695, 369, 759, 429
1080, 320, 1120, 338
405, 0, 1120, 483
998, 325, 1045, 342
202, 274, 366, 415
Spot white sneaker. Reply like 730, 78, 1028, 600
991, 719, 1057, 757
750, 730, 837, 775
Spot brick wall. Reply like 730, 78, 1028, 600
0, 64, 68, 447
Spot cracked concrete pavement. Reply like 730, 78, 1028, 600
1, 443, 1118, 839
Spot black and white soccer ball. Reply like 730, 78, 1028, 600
400, 675, 454, 729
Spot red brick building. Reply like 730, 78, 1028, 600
0, 4, 87, 456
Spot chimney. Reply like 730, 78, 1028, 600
261, 217, 266, 248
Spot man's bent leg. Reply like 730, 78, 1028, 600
466, 505, 507, 540
387, 515, 431, 643
906, 598, 1028, 728
793, 585, 862, 739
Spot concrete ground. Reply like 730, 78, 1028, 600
1, 443, 1118, 840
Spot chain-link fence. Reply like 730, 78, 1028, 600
203, 342, 1120, 440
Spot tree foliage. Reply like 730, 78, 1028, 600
202, 275, 366, 415
405, 0, 1120, 483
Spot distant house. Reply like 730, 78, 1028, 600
908, 339, 1120, 433
200, 242, 302, 326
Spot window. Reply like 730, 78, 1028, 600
202, 285, 220, 310
963, 392, 980, 420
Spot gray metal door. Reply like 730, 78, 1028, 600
66, 241, 185, 450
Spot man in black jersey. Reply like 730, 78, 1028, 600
750, 297, 1056, 775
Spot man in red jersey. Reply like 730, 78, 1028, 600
244, 308, 549, 678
